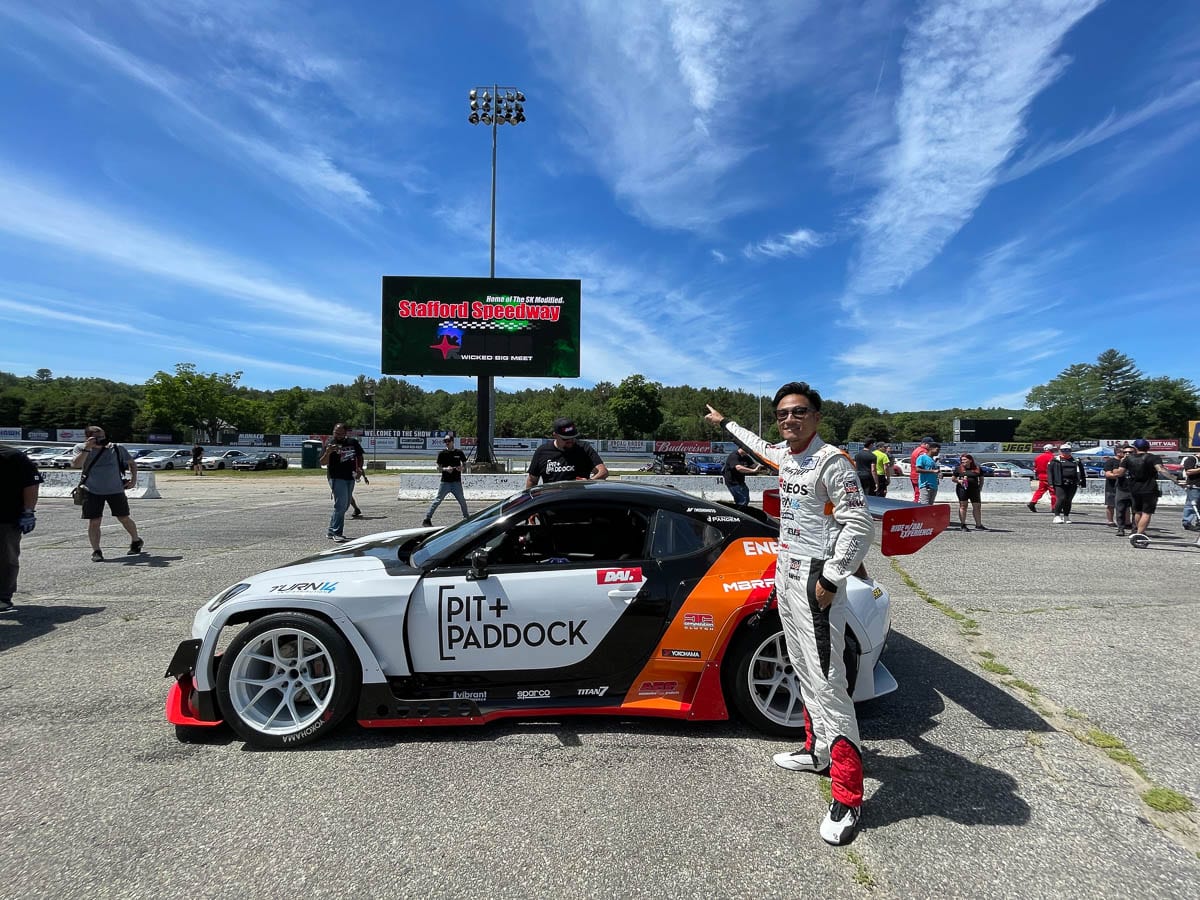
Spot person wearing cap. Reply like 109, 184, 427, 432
1109, 439, 1171, 545
1047, 443, 1086, 524
526, 418, 608, 489
915, 442, 941, 504
1180, 445, 1200, 540
909, 437, 932, 503
1027, 444, 1058, 512
421, 432, 469, 528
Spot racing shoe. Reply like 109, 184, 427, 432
129, 537, 144, 554
772, 750, 828, 774
820, 800, 861, 846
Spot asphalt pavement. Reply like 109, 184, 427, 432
1, 473, 1197, 898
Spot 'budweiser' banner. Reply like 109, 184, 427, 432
654, 441, 713, 453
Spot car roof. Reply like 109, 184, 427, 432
525, 479, 731, 513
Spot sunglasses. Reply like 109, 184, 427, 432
774, 405, 813, 421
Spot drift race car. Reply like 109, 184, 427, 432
166, 481, 947, 748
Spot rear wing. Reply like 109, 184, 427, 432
762, 489, 949, 556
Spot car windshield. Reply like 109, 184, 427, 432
409, 495, 523, 568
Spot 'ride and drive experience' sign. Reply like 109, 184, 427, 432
381, 276, 581, 377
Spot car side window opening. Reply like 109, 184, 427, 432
650, 510, 725, 559
451, 505, 651, 568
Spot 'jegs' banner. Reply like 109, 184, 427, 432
381, 276, 581, 377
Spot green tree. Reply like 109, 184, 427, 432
609, 375, 663, 438
143, 364, 243, 441
847, 416, 892, 443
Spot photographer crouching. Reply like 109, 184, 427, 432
319, 423, 364, 543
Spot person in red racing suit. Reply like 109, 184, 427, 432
1028, 446, 1058, 512
705, 381, 873, 846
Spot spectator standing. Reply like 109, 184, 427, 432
1027, 445, 1058, 512
1101, 446, 1127, 530
909, 437, 932, 502
0, 443, 41, 613
526, 418, 608, 488
1107, 444, 1135, 536
953, 453, 986, 530
1048, 443, 1086, 524
191, 444, 204, 476
854, 439, 881, 496
704, 382, 873, 846
1179, 447, 1200, 540
1111, 438, 1171, 545
422, 432, 469, 527
722, 446, 762, 509
915, 442, 941, 504
320, 423, 363, 543
872, 442, 892, 497
71, 425, 144, 562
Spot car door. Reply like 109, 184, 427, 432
405, 500, 666, 697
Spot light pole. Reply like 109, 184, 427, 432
364, 378, 377, 469
468, 84, 526, 470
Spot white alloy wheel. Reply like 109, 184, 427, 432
745, 631, 806, 729
226, 626, 337, 735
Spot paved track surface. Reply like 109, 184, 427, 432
2, 474, 1198, 898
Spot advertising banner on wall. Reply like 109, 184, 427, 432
494, 437, 543, 451
654, 441, 714, 453
23, 429, 52, 441
57, 428, 86, 442
605, 440, 650, 453
362, 436, 398, 451
279, 434, 309, 448
147, 433, 175, 443
381, 275, 582, 377
0, 427, 22, 441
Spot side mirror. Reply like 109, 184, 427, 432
467, 547, 490, 581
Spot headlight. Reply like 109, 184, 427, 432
208, 582, 251, 612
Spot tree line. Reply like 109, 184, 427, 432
1, 350, 1195, 445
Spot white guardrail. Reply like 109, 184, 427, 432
397, 474, 1189, 505
38, 469, 161, 500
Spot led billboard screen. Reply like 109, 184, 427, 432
381, 276, 581, 377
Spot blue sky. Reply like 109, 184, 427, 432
1, 0, 1197, 410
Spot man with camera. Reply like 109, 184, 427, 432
71, 425, 144, 562
320, 423, 364, 543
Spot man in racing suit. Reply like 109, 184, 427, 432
705, 381, 873, 846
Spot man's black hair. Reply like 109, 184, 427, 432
772, 381, 823, 411
863, 437, 875, 448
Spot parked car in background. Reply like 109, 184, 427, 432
202, 449, 250, 470
685, 453, 725, 475
140, 449, 195, 470
46, 449, 78, 468
21, 446, 52, 456
650, 451, 688, 475
26, 449, 62, 466
230, 452, 289, 471
982, 461, 1034, 478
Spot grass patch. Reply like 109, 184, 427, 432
1084, 729, 1125, 750
845, 850, 875, 888
1007, 678, 1039, 695
819, 778, 832, 805
1106, 749, 1149, 779
890, 560, 979, 632
980, 659, 1012, 676
1142, 787, 1195, 813
1026, 732, 1044, 748
1019, 608, 1048, 614
1064, 707, 1086, 720
977, 650, 996, 659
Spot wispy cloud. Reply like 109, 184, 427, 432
0, 3, 377, 215
743, 228, 830, 260
0, 164, 375, 339
1003, 79, 1200, 182
846, 0, 1102, 298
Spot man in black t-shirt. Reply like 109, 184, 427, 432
526, 418, 608, 488
722, 447, 762, 508
1110, 438, 1170, 544
320, 423, 364, 542
854, 439, 880, 495
1180, 449, 1200, 535
1102, 446, 1132, 533
422, 432, 469, 527
1, 445, 42, 613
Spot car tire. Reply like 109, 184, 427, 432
216, 612, 359, 749
722, 611, 859, 737
217, 462, 225, 469
164, 462, 174, 470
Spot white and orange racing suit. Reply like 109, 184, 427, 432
723, 420, 874, 809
